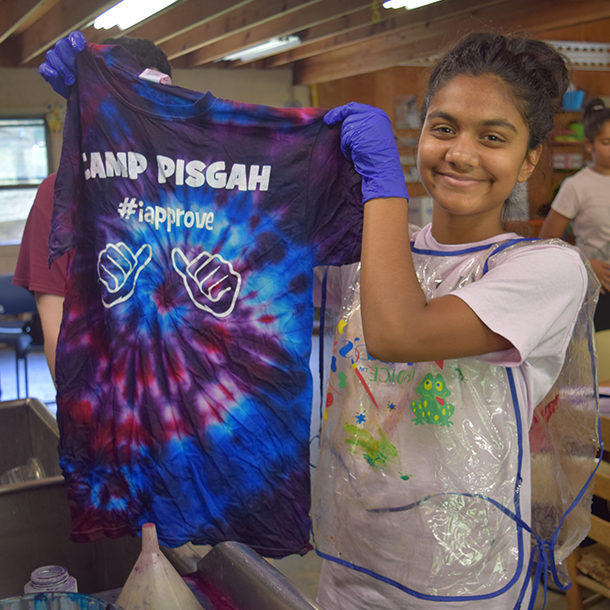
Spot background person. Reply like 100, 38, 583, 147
13, 173, 65, 381
14, 36, 172, 381
539, 97, 610, 330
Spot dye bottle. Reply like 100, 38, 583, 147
24, 565, 78, 594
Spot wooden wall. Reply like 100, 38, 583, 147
539, 18, 610, 97
316, 66, 429, 117
316, 66, 431, 198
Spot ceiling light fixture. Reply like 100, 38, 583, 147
94, 0, 179, 31
221, 36, 302, 63
383, 0, 442, 9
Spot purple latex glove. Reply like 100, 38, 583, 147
39, 31, 87, 97
324, 102, 408, 203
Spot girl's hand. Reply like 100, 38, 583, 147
590, 259, 610, 294
39, 31, 86, 97
324, 102, 409, 203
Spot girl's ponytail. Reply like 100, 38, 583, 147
582, 97, 610, 142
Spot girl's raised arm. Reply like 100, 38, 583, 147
360, 197, 512, 363
325, 103, 513, 363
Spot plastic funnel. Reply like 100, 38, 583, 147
116, 523, 205, 610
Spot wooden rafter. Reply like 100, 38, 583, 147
16, 0, 118, 65
0, 0, 49, 46
253, 6, 396, 69
158, 0, 321, 61
256, 0, 505, 70
293, 0, 610, 84
181, 0, 372, 67
0, 0, 608, 83
83, 0, 252, 45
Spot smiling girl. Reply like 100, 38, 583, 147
540, 98, 610, 330
313, 33, 598, 609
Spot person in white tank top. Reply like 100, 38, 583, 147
540, 97, 610, 329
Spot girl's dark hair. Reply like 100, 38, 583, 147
421, 32, 569, 150
582, 97, 610, 142
103, 36, 172, 77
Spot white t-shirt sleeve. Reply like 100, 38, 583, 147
313, 264, 360, 311
550, 174, 580, 220
452, 244, 587, 366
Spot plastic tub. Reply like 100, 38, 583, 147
563, 90, 585, 111
0, 593, 123, 609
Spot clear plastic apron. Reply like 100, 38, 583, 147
312, 237, 600, 607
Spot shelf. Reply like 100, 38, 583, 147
557, 111, 584, 120
551, 140, 585, 146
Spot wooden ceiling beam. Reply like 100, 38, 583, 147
79, 21, 120, 45
254, 7, 394, 68
257, 0, 504, 69
109, 0, 251, 45
183, 0, 372, 67
0, 0, 49, 46
16, 0, 118, 65
158, 0, 321, 60
3, 0, 610, 75
77, 0, 248, 45
293, 0, 610, 85
537, 17, 610, 44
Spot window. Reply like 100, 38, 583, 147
0, 118, 50, 245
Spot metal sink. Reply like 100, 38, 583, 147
0, 399, 324, 609
0, 399, 140, 599
164, 541, 324, 610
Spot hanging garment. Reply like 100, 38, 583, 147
50, 43, 363, 556
313, 229, 599, 608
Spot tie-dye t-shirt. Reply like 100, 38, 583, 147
50, 44, 363, 556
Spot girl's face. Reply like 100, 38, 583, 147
587, 120, 610, 175
417, 74, 541, 243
